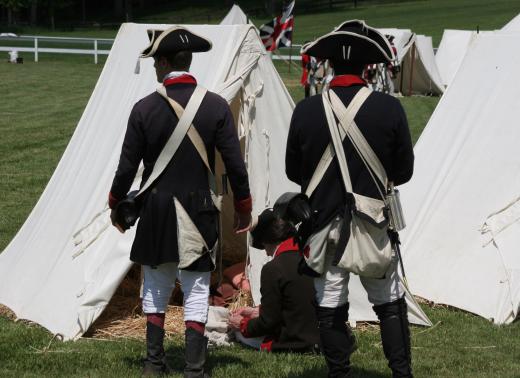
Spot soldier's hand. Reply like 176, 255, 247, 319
228, 313, 243, 330
233, 211, 252, 234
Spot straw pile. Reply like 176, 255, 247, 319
87, 263, 252, 340
0, 304, 16, 320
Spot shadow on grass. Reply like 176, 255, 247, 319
289, 365, 387, 378
123, 344, 249, 375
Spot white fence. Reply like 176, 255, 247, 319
0, 35, 113, 64
0, 35, 302, 64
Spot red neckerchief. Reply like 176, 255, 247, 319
163, 74, 197, 87
329, 74, 366, 88
273, 238, 299, 258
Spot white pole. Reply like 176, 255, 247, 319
34, 37, 38, 62
94, 39, 98, 64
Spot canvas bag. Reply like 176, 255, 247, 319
306, 87, 392, 278
156, 86, 222, 269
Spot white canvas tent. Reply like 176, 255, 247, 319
378, 28, 444, 96
220, 4, 248, 25
400, 32, 520, 324
502, 13, 520, 31
435, 29, 474, 87
0, 22, 430, 341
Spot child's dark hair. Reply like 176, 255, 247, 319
261, 218, 296, 245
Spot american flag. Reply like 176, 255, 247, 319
259, 1, 295, 51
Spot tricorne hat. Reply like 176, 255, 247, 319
301, 19, 395, 64
140, 26, 212, 58
249, 192, 312, 250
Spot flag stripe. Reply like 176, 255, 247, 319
258, 0, 294, 51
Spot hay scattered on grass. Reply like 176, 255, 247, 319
0, 304, 16, 320
228, 288, 253, 313
89, 304, 186, 340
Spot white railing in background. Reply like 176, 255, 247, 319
0, 35, 303, 64
0, 35, 114, 63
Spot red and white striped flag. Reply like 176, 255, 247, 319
259, 1, 295, 51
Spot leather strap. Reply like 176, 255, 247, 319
137, 85, 207, 197
329, 89, 388, 193
305, 87, 372, 197
322, 90, 354, 194
156, 85, 222, 211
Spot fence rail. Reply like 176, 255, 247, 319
0, 35, 113, 63
0, 35, 305, 64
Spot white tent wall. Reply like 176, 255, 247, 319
220, 4, 248, 25
502, 13, 520, 31
435, 29, 474, 87
379, 28, 444, 96
400, 32, 520, 324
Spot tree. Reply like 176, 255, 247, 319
29, 0, 37, 25
0, 0, 29, 26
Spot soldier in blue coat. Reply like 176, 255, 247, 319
109, 26, 252, 377
286, 21, 415, 377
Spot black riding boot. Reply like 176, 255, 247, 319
373, 297, 413, 378
142, 322, 170, 377
184, 328, 210, 378
316, 304, 357, 378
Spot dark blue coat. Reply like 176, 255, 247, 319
111, 82, 250, 269
286, 83, 414, 231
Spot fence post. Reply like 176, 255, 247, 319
94, 39, 98, 64
288, 45, 292, 73
34, 37, 38, 62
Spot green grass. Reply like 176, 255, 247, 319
0, 57, 105, 252
5, 0, 520, 46
275, 0, 520, 45
1, 306, 519, 377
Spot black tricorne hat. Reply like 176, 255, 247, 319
301, 19, 394, 64
140, 26, 212, 58
250, 193, 312, 250
250, 209, 277, 250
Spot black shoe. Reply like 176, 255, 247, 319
316, 304, 355, 378
142, 359, 171, 377
142, 321, 171, 377
373, 297, 413, 378
184, 327, 210, 378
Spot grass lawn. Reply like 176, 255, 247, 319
1, 1, 520, 376
4, 0, 520, 46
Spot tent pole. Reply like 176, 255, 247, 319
408, 43, 416, 96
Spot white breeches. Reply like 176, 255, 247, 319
142, 262, 210, 323
311, 221, 404, 308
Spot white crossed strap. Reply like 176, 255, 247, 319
306, 87, 388, 201
156, 85, 222, 211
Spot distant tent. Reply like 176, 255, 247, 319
435, 30, 474, 87
502, 13, 520, 31
220, 4, 248, 25
0, 23, 430, 341
400, 31, 520, 324
379, 28, 444, 96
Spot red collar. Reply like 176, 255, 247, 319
274, 238, 299, 258
163, 74, 197, 87
329, 74, 366, 88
